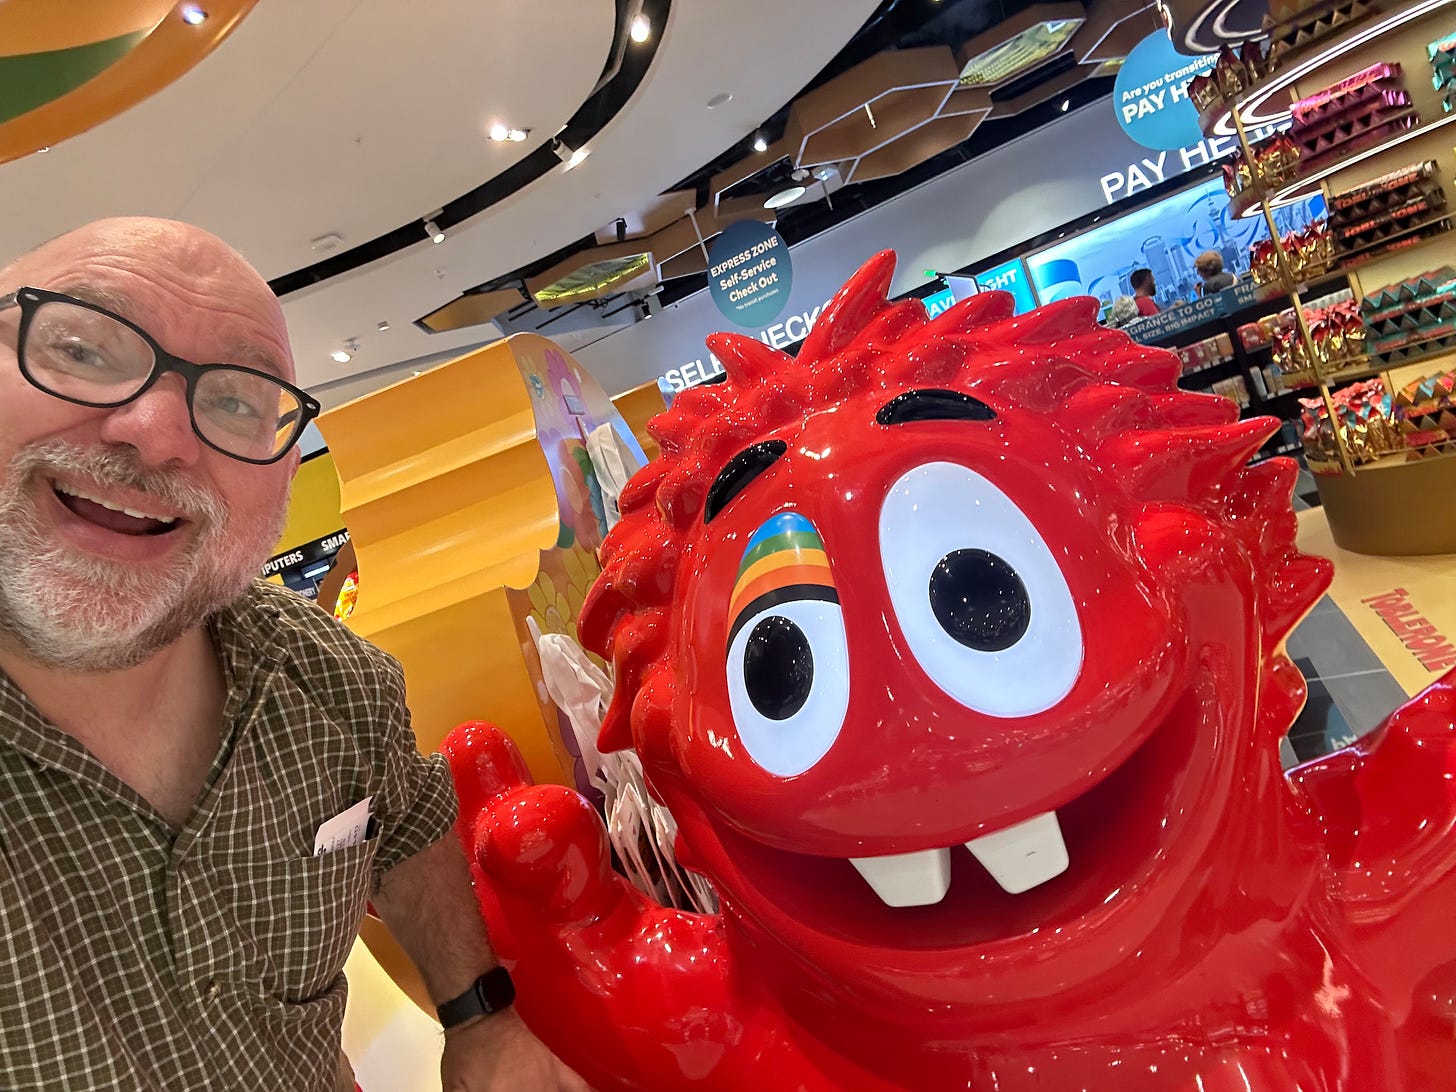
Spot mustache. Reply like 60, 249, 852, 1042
9, 440, 228, 526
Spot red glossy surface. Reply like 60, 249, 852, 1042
443, 252, 1456, 1090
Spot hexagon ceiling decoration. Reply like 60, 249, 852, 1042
0, 0, 260, 165
423, 0, 1157, 328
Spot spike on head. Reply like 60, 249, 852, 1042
798, 249, 897, 361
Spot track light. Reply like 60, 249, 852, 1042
424, 219, 445, 244
630, 14, 651, 42
552, 138, 590, 170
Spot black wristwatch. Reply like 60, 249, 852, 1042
436, 966, 516, 1028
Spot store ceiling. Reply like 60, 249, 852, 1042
0, 0, 1161, 405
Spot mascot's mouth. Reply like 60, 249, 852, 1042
711, 689, 1201, 951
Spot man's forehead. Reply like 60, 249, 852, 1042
24, 224, 295, 380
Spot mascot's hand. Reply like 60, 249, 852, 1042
443, 720, 627, 927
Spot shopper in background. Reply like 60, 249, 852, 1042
1195, 249, 1237, 296
0, 219, 587, 1092
1105, 294, 1142, 329
1130, 267, 1160, 315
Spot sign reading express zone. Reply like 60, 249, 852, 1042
708, 220, 793, 328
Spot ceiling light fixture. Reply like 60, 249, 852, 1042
552, 138, 590, 170
489, 124, 530, 142
377, 320, 390, 332
331, 350, 352, 364
764, 185, 806, 210
752, 133, 768, 153
35, 146, 49, 155
180, 5, 208, 25
488, 123, 509, 141
814, 167, 835, 181
424, 219, 445, 244
1060, 99, 1071, 112
630, 14, 651, 43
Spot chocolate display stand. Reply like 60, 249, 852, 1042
1204, 2, 1456, 554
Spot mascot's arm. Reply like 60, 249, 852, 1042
1287, 668, 1456, 902
441, 721, 872, 1092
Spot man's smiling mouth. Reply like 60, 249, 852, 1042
52, 480, 185, 537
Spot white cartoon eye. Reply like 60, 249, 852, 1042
879, 462, 1082, 717
724, 512, 850, 777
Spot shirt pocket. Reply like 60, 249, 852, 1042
263, 834, 379, 1003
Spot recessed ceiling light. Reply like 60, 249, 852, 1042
412, 370, 423, 377
488, 124, 530, 143
752, 134, 768, 153
488, 123, 509, 141
629, 14, 651, 43
764, 185, 806, 210
1060, 99, 1071, 112
707, 92, 733, 109
331, 350, 351, 364
377, 320, 390, 332
507, 128, 528, 142
180, 5, 208, 25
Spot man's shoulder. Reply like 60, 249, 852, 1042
220, 580, 399, 684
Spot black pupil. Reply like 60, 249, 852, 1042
928, 549, 1030, 652
743, 616, 814, 720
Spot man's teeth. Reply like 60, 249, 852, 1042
849, 848, 951, 908
849, 811, 1069, 908
964, 811, 1070, 896
56, 483, 177, 524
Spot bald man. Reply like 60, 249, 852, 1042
0, 220, 585, 1091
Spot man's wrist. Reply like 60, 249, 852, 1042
436, 966, 516, 1028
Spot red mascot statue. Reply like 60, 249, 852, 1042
443, 251, 1456, 1090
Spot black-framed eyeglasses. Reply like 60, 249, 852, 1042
0, 286, 320, 465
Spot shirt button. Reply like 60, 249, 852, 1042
203, 979, 219, 1001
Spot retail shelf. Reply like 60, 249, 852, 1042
1336, 212, 1454, 267
1264, 112, 1456, 207
1358, 444, 1456, 469
1197, 0, 1456, 138
1364, 339, 1456, 374
1284, 360, 1386, 389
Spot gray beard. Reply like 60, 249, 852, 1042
0, 440, 285, 673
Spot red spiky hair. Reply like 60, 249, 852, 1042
580, 251, 1331, 755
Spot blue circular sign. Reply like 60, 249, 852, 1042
707, 220, 793, 328
1113, 31, 1218, 151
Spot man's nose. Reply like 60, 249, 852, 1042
96, 373, 201, 468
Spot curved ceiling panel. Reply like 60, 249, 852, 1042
0, 0, 614, 277
276, 0, 883, 393
0, 0, 259, 164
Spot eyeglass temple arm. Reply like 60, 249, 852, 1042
0, 292, 18, 313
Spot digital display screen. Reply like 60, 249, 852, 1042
1024, 177, 1327, 313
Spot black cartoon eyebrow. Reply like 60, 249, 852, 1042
876, 389, 997, 425
704, 440, 788, 523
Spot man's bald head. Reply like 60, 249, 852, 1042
2, 217, 295, 383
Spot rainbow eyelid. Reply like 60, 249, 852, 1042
726, 512, 838, 650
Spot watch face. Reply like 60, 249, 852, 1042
477, 966, 516, 1013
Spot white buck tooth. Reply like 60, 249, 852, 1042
965, 811, 1069, 895
849, 847, 952, 908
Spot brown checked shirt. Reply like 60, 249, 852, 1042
0, 580, 457, 1090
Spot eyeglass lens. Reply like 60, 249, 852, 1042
24, 299, 304, 462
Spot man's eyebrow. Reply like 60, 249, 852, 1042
704, 440, 788, 524
876, 389, 997, 425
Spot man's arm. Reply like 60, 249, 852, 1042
371, 831, 588, 1091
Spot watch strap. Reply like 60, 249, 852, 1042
436, 966, 516, 1028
